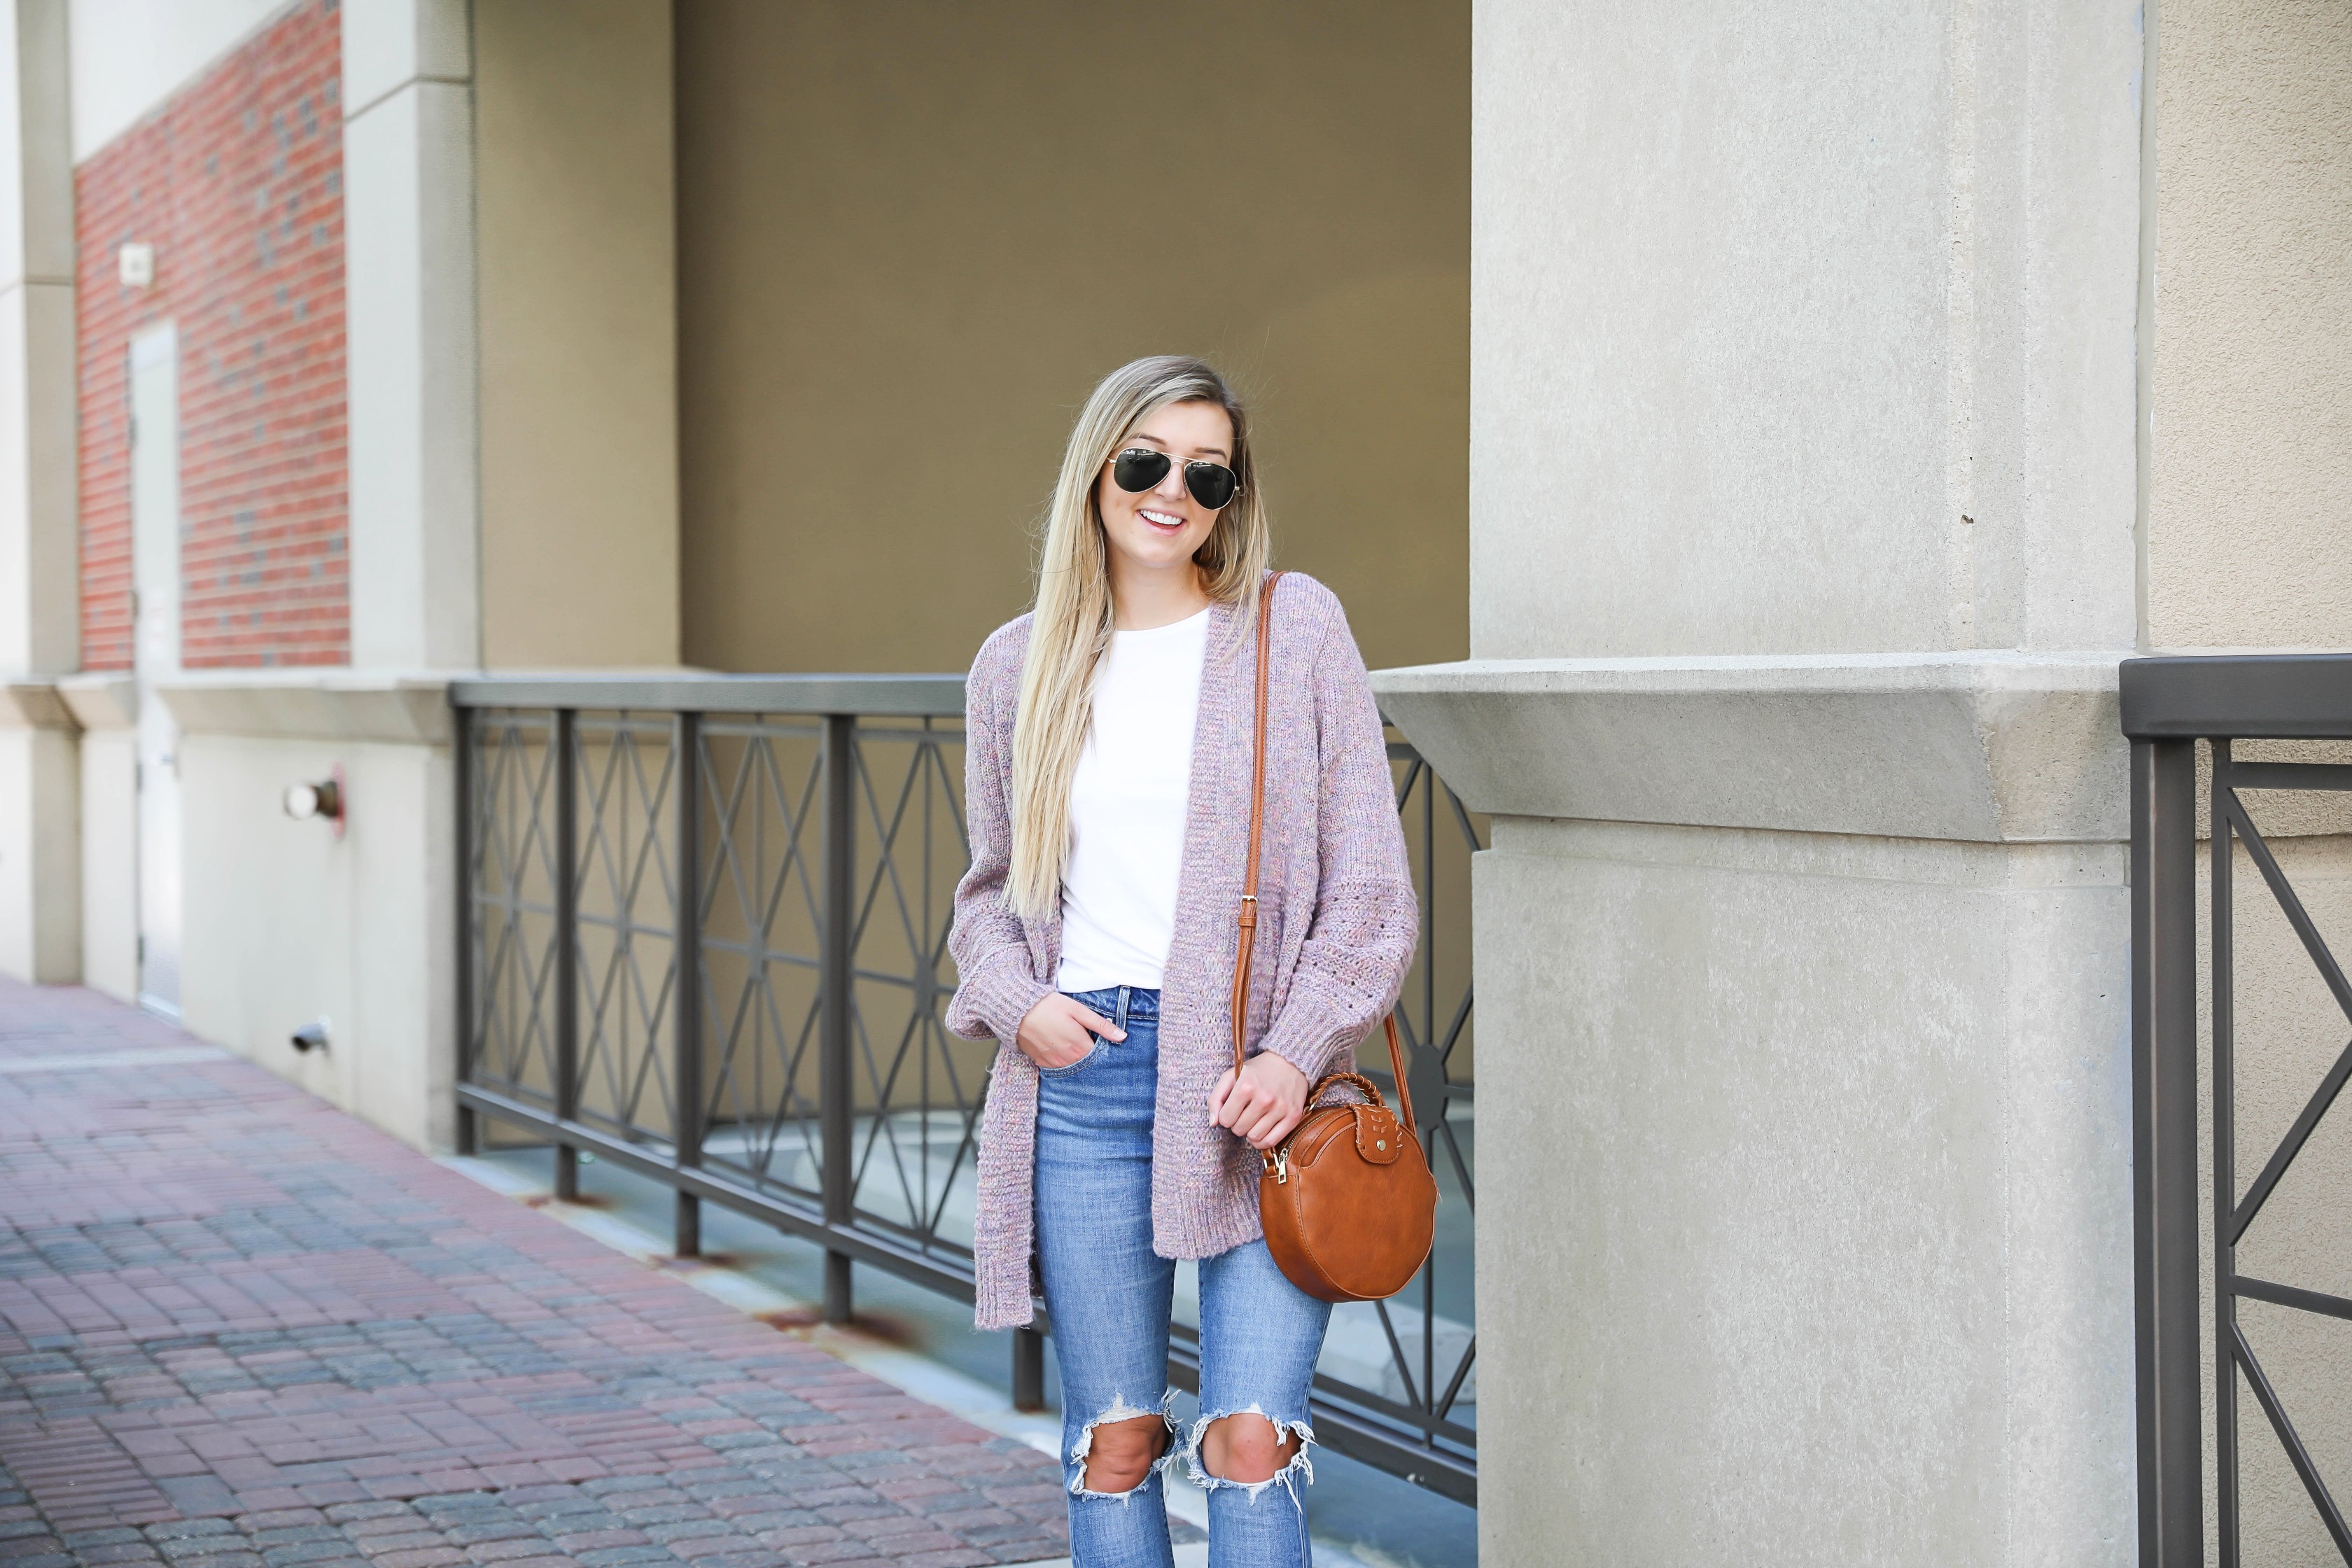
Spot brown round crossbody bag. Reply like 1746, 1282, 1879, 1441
1231, 572, 1438, 1303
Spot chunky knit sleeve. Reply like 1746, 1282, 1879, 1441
946, 627, 1054, 1044
1253, 597, 1418, 1082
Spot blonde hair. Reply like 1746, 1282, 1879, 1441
1004, 356, 1272, 919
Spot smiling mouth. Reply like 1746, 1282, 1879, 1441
1139, 508, 1186, 532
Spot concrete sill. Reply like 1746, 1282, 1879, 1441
0, 676, 75, 731
155, 668, 461, 744
1371, 650, 2129, 842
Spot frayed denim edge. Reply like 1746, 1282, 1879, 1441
1182, 1404, 1317, 1503
1066, 1388, 1180, 1503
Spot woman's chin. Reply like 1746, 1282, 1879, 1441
1111, 534, 1208, 572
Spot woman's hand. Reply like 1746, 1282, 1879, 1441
1208, 1053, 1310, 1151
1015, 994, 1124, 1071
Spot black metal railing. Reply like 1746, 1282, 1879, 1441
2127, 653, 2352, 1566
451, 673, 1480, 1502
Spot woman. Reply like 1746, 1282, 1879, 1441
947, 355, 1417, 1567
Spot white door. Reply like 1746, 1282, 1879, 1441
131, 324, 182, 1019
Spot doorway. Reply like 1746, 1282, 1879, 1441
130, 323, 181, 1019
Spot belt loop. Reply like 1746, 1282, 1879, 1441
1116, 986, 1132, 1031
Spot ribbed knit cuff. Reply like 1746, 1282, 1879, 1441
1254, 996, 1351, 1088
951, 953, 1054, 1045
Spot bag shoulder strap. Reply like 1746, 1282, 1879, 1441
1228, 570, 1282, 1077
1228, 571, 1416, 1138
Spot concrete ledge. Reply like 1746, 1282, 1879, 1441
157, 669, 457, 745
0, 678, 76, 731
1372, 652, 2127, 843
57, 673, 136, 730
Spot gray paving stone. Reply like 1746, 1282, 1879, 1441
439, 1524, 540, 1547
61, 1528, 148, 1548
244, 1527, 344, 1548
610, 1509, 703, 1529
260, 1543, 367, 1567
162, 1539, 267, 1562
638, 1521, 732, 1546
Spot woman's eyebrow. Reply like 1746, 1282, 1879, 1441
1127, 432, 1228, 458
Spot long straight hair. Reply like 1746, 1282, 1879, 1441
1004, 356, 1271, 919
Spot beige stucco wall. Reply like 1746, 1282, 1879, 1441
475, 0, 680, 670
673, 0, 1468, 678
2147, 0, 2352, 650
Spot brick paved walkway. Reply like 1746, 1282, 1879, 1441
0, 981, 1068, 1568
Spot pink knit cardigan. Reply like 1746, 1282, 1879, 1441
946, 572, 1418, 1331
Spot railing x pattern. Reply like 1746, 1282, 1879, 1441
453, 673, 1480, 1503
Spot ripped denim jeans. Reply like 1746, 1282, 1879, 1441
1036, 986, 1332, 1567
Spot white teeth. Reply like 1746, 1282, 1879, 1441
1141, 510, 1182, 526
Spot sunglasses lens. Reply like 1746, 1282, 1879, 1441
1113, 449, 1172, 493
1185, 463, 1238, 510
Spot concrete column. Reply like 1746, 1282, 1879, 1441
343, 0, 478, 670
60, 674, 135, 1001
0, 0, 77, 983
1380, 1, 2149, 1560
163, 0, 475, 1136
0, 681, 76, 982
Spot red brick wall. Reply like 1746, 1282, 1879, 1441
76, 0, 347, 671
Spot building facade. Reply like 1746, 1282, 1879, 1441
0, 0, 2344, 1561
1376, 1, 2351, 1560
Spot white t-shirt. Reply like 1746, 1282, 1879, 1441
1054, 607, 1212, 992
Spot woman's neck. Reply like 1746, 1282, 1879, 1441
1107, 554, 1214, 631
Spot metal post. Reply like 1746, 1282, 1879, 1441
820, 711, 856, 1322
2211, 741, 2238, 1563
554, 708, 581, 1203
1012, 1327, 1045, 1412
2132, 736, 2202, 1567
673, 711, 704, 1258
453, 704, 477, 1157
1416, 760, 1437, 1424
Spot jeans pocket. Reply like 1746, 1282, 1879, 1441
1037, 1037, 1107, 1075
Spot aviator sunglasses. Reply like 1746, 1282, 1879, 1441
1111, 447, 1241, 512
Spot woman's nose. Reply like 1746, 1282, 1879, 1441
1154, 467, 1188, 503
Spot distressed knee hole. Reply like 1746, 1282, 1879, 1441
1070, 1404, 1172, 1498
1187, 1408, 1315, 1498
1200, 1412, 1298, 1483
